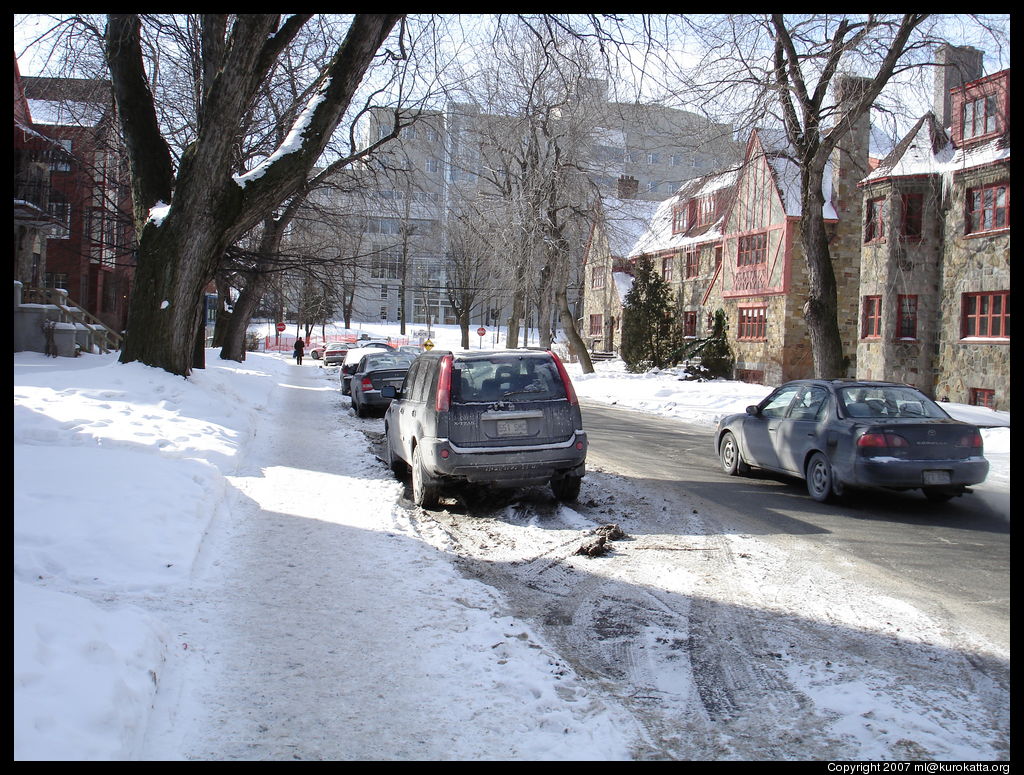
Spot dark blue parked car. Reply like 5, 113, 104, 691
715, 380, 988, 503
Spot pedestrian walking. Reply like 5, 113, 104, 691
293, 338, 305, 365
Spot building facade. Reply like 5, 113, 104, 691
18, 74, 135, 333
858, 57, 1010, 409
583, 49, 1008, 412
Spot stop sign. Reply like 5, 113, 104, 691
477, 327, 486, 337
276, 322, 286, 333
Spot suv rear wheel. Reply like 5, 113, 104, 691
411, 444, 440, 509
551, 474, 582, 502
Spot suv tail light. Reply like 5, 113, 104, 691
435, 354, 453, 412
547, 350, 578, 405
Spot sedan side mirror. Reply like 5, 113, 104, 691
746, 405, 760, 416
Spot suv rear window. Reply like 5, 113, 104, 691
452, 354, 567, 403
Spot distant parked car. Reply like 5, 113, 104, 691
350, 351, 416, 418
320, 342, 352, 367
714, 379, 989, 503
340, 346, 395, 395
381, 349, 587, 508
397, 345, 422, 356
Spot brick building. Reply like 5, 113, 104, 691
18, 72, 134, 333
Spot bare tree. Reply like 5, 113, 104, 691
664, 14, 1013, 378
102, 13, 402, 376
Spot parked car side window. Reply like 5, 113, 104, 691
409, 359, 432, 402
790, 386, 829, 421
402, 360, 422, 399
760, 386, 800, 419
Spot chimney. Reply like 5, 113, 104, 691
832, 75, 873, 209
617, 175, 638, 200
933, 44, 984, 129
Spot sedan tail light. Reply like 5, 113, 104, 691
857, 432, 910, 449
956, 432, 984, 450
361, 377, 374, 391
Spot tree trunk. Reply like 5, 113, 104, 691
219, 272, 267, 362
801, 163, 846, 379
506, 290, 524, 349
557, 286, 593, 373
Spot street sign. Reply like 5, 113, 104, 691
423, 339, 434, 351
477, 327, 486, 337
276, 322, 286, 333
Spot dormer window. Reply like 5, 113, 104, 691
951, 70, 1009, 145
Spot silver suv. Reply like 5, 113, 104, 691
382, 350, 587, 509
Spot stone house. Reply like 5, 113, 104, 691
857, 56, 1010, 410
580, 178, 661, 353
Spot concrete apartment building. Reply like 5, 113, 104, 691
304, 78, 740, 328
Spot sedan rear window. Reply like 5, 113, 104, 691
839, 386, 948, 419
452, 355, 566, 403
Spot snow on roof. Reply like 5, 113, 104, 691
599, 196, 662, 258
861, 110, 1009, 185
628, 169, 738, 258
754, 127, 838, 220
612, 271, 633, 303
27, 99, 106, 128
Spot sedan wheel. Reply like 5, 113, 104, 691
719, 431, 749, 476
411, 444, 440, 510
806, 452, 838, 503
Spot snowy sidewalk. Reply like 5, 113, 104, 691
141, 359, 635, 760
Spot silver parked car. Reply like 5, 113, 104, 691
350, 351, 415, 418
715, 379, 989, 503
382, 349, 587, 508
320, 342, 352, 367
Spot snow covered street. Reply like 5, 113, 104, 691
14, 333, 1010, 760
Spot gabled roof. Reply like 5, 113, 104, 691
597, 195, 662, 259
749, 127, 838, 219
861, 112, 954, 182
860, 109, 1010, 185
628, 168, 738, 258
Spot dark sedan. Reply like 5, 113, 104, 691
715, 379, 988, 503
350, 351, 415, 417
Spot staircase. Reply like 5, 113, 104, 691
15, 284, 122, 355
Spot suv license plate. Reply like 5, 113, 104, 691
923, 470, 951, 485
496, 419, 528, 437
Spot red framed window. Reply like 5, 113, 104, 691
697, 195, 715, 226
589, 314, 604, 336
737, 306, 767, 340
896, 295, 918, 339
685, 249, 699, 278
961, 291, 1010, 339
862, 296, 882, 339
970, 388, 996, 409
737, 232, 768, 266
682, 311, 697, 338
966, 183, 1009, 234
901, 193, 923, 240
865, 197, 887, 242
661, 256, 673, 282
963, 95, 1000, 141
